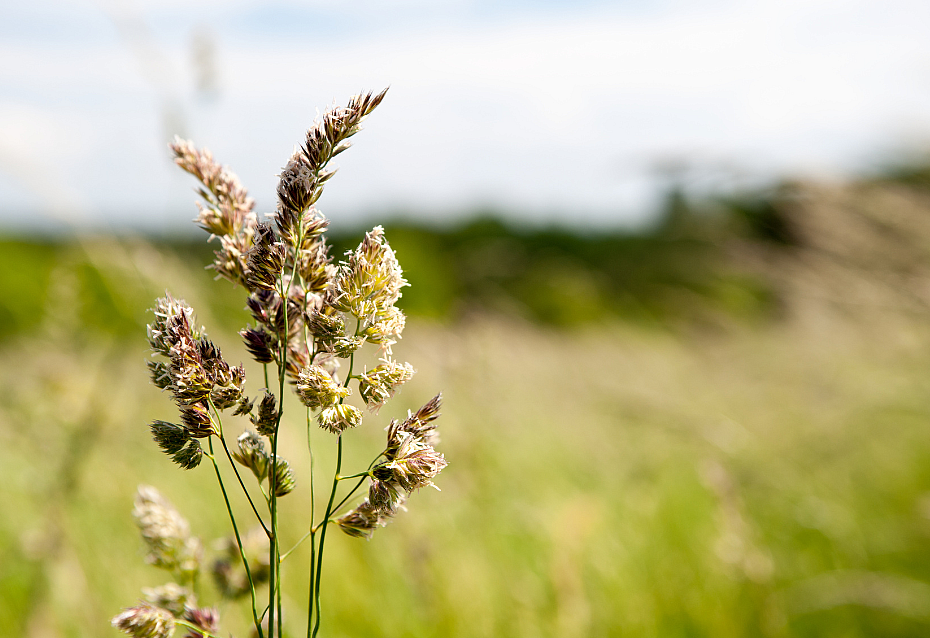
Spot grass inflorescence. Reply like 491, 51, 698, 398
112, 89, 448, 638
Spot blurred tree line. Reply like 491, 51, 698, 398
5, 158, 930, 341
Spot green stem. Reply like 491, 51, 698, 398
306, 407, 317, 637
207, 437, 263, 638
337, 470, 372, 481
208, 399, 270, 535
270, 226, 306, 638
280, 528, 313, 562
312, 435, 343, 638
328, 476, 367, 520
175, 619, 224, 638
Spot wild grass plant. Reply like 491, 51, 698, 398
3, 145, 930, 638
111, 90, 448, 638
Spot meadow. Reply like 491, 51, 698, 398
2, 172, 930, 637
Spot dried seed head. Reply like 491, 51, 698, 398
335, 491, 406, 540
302, 90, 387, 171
296, 220, 336, 292
232, 430, 269, 481
232, 394, 255, 416
334, 499, 381, 539
150, 421, 190, 456
250, 391, 277, 436
280, 89, 388, 220
246, 289, 281, 331
317, 403, 362, 434
284, 341, 311, 383
296, 365, 350, 410
210, 381, 243, 411
197, 341, 245, 409
167, 326, 213, 406
212, 230, 255, 287
142, 582, 194, 617
358, 359, 415, 412
112, 603, 176, 638
133, 486, 202, 579
275, 152, 316, 238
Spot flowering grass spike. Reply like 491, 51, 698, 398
114, 89, 447, 638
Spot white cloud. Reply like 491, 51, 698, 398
2, 0, 930, 230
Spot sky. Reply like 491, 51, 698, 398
2, 0, 930, 234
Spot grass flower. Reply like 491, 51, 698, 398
112, 603, 176, 638
317, 403, 362, 434
296, 365, 350, 409
133, 486, 202, 581
120, 89, 446, 638
142, 583, 194, 617
358, 359, 415, 412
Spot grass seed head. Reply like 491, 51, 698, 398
317, 403, 362, 434
377, 433, 447, 492
148, 294, 202, 357
269, 455, 296, 497
232, 430, 269, 481
245, 222, 287, 291
172, 440, 204, 470
181, 607, 220, 638
240, 327, 275, 364
142, 582, 194, 617
212, 526, 270, 599
112, 603, 176, 638
296, 365, 350, 410
332, 227, 407, 328
150, 421, 190, 456
133, 486, 202, 580
250, 391, 277, 436
169, 136, 255, 238
358, 359, 415, 413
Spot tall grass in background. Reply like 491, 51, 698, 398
2, 165, 930, 636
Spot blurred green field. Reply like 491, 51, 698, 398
3, 176, 930, 637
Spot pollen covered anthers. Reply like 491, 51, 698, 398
145, 294, 246, 469
330, 226, 409, 351
358, 358, 415, 413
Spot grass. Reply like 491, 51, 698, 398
1, 229, 930, 637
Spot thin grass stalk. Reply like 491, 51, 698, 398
306, 406, 316, 637
308, 333, 359, 632
270, 224, 306, 638
209, 399, 270, 534
311, 435, 342, 638
207, 437, 263, 638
